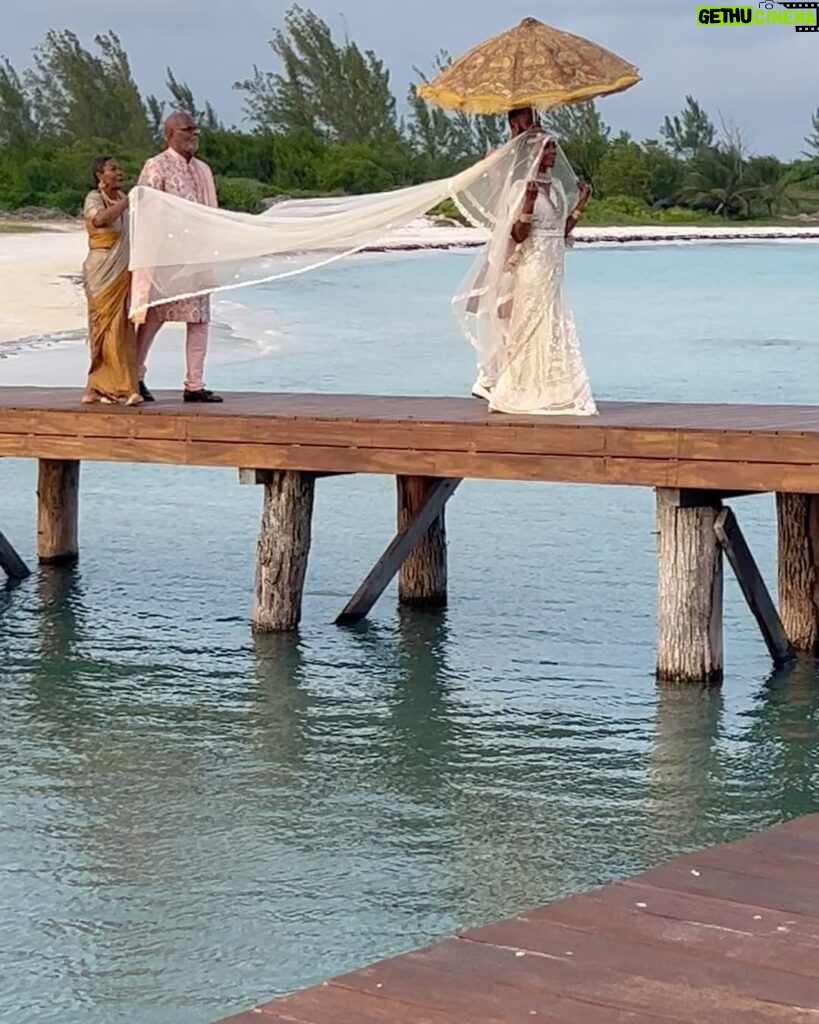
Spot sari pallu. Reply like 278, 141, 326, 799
82, 190, 139, 402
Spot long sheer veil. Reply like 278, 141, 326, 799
452, 133, 578, 383
127, 132, 577, 350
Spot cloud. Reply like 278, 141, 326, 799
2, 0, 814, 156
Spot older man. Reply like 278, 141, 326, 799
135, 112, 222, 403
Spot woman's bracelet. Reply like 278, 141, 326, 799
518, 213, 534, 224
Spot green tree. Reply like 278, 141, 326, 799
407, 56, 474, 175
746, 155, 797, 218
681, 129, 752, 218
236, 5, 398, 144
198, 128, 276, 182
596, 133, 650, 200
789, 157, 819, 188
24, 30, 151, 148
0, 57, 37, 149
660, 95, 716, 159
165, 69, 220, 129
0, 136, 147, 212
541, 102, 610, 185
145, 94, 164, 143
268, 128, 326, 192
406, 51, 504, 176
215, 176, 274, 213
803, 107, 819, 159
641, 140, 685, 205
144, 69, 220, 143
318, 142, 397, 193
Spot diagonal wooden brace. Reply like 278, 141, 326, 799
336, 477, 461, 626
715, 506, 794, 667
0, 529, 31, 580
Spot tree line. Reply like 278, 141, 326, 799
1, 5, 818, 223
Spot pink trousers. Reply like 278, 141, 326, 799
136, 312, 209, 391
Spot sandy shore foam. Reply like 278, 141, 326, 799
1, 218, 817, 350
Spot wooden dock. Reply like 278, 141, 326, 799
3, 388, 819, 681
215, 813, 819, 1024
5, 388, 819, 488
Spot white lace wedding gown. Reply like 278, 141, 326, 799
488, 181, 597, 417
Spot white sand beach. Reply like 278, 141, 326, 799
0, 227, 87, 345
1, 219, 818, 351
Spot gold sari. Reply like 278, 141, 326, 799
82, 190, 138, 401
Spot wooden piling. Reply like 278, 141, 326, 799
252, 470, 315, 633
37, 459, 79, 565
655, 488, 723, 685
397, 475, 449, 609
776, 492, 819, 653
11, 390, 819, 671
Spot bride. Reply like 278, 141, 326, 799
456, 132, 597, 416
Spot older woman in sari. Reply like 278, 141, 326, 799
82, 156, 141, 405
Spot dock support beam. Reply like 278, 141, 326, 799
715, 507, 793, 667
656, 489, 724, 685
37, 459, 79, 565
397, 475, 450, 609
776, 493, 819, 653
337, 477, 460, 626
0, 529, 30, 580
252, 470, 315, 633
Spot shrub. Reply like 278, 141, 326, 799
216, 176, 275, 213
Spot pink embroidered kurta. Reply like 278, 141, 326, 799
136, 149, 218, 323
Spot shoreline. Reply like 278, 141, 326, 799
373, 219, 819, 252
1, 220, 818, 348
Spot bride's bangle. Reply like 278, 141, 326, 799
518, 213, 534, 223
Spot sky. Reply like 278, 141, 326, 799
3, 0, 818, 158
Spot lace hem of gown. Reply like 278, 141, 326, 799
488, 399, 598, 416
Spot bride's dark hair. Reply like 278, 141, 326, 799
507, 107, 540, 127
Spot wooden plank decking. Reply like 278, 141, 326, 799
216, 813, 819, 1024
4, 388, 819, 490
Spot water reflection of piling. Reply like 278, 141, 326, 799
385, 610, 459, 778
743, 658, 819, 820
249, 632, 311, 769
652, 685, 725, 850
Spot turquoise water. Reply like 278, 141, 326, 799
1, 242, 819, 1023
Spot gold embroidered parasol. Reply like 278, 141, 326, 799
416, 17, 641, 114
